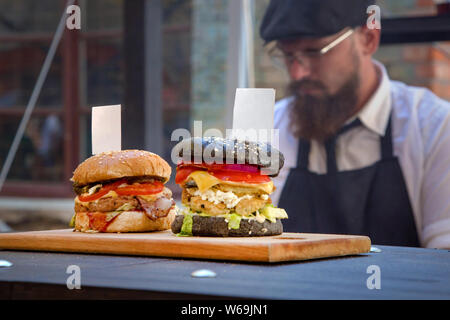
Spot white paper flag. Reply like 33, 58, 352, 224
91, 105, 121, 155
231, 88, 275, 143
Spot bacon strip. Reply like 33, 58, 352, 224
136, 196, 175, 221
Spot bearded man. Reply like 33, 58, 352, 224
261, 0, 450, 248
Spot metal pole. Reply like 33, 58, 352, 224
225, 0, 244, 130
144, 0, 163, 156
243, 0, 255, 88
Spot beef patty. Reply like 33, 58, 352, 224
75, 187, 172, 213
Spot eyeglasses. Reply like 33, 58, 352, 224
267, 28, 354, 68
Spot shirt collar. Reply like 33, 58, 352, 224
355, 60, 392, 136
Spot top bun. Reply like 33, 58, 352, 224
71, 150, 171, 185
173, 137, 285, 177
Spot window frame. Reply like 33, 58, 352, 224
0, 0, 191, 198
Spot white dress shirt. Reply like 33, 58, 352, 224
273, 61, 450, 249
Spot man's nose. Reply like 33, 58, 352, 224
287, 60, 311, 81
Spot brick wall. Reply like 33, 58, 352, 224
377, 0, 437, 17
375, 0, 450, 101
375, 43, 450, 101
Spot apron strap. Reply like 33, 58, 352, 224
296, 138, 310, 169
380, 114, 394, 158
296, 118, 362, 171
325, 118, 362, 174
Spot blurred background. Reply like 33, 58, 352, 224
0, 0, 449, 231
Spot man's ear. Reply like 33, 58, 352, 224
357, 26, 380, 56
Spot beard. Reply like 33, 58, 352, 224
288, 66, 360, 142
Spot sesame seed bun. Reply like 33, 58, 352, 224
71, 150, 172, 185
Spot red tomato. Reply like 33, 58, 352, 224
115, 181, 164, 196
175, 166, 206, 184
78, 188, 110, 202
210, 170, 271, 184
175, 163, 270, 184
78, 179, 127, 202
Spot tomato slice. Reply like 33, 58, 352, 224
175, 163, 270, 185
175, 166, 206, 184
115, 181, 164, 196
78, 180, 126, 202
210, 170, 271, 184
78, 188, 109, 202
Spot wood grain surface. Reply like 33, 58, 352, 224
0, 229, 371, 263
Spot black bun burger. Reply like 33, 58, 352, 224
171, 137, 288, 237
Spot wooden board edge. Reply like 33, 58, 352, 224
0, 230, 372, 263
267, 236, 371, 262
0, 233, 274, 263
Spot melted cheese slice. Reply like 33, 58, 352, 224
187, 171, 273, 194
75, 190, 119, 207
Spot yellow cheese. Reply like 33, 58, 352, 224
102, 190, 119, 198
137, 190, 164, 202
187, 171, 221, 192
187, 171, 274, 194
75, 190, 119, 206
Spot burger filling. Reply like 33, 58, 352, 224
71, 176, 175, 231
175, 163, 288, 235
73, 175, 165, 195
182, 185, 270, 216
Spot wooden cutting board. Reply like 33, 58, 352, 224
0, 229, 371, 263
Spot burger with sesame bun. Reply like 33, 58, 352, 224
171, 137, 288, 237
70, 150, 176, 233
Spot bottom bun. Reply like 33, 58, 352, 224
171, 214, 283, 237
75, 208, 176, 233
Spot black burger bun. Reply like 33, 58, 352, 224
171, 215, 283, 237
173, 137, 285, 177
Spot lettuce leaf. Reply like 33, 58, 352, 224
260, 204, 288, 223
225, 213, 242, 230
179, 213, 193, 236
69, 214, 76, 228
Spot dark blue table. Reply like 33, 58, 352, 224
0, 245, 449, 299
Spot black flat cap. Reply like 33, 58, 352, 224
260, 0, 375, 42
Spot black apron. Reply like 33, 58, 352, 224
278, 116, 420, 247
